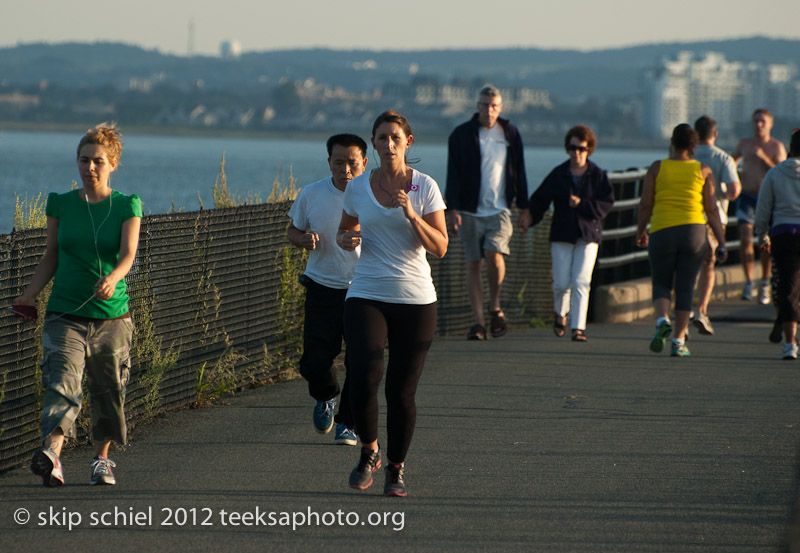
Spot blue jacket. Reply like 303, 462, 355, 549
529, 160, 614, 244
445, 114, 529, 212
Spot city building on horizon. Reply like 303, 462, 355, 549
642, 51, 799, 140
220, 40, 242, 60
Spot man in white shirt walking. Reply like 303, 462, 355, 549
446, 86, 532, 340
692, 115, 741, 335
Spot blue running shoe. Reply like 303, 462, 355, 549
649, 320, 672, 353
313, 398, 336, 434
334, 423, 357, 446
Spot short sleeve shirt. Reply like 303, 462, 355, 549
45, 189, 142, 318
288, 178, 359, 289
342, 169, 446, 304
694, 144, 739, 225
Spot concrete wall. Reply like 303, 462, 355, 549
593, 264, 749, 323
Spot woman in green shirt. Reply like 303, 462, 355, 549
13, 123, 142, 487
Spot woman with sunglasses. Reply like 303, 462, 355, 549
528, 125, 614, 341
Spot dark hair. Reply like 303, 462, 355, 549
371, 110, 413, 140
564, 125, 597, 155
77, 122, 123, 165
790, 128, 800, 157
694, 115, 717, 141
752, 108, 773, 121
671, 123, 698, 154
326, 133, 367, 158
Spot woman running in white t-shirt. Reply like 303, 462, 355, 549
337, 110, 448, 497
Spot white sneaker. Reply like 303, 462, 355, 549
758, 280, 771, 305
691, 312, 714, 335
90, 456, 117, 485
780, 342, 798, 360
741, 281, 754, 301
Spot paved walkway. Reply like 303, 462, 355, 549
1, 299, 798, 552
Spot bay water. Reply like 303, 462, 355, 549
0, 129, 665, 234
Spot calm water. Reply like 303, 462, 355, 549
0, 130, 664, 233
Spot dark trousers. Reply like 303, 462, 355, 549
343, 298, 437, 464
299, 280, 352, 427
648, 224, 707, 311
771, 233, 800, 323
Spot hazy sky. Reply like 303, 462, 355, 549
3, 0, 798, 56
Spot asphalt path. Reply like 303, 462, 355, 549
1, 300, 798, 552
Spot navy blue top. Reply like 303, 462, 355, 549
528, 160, 614, 244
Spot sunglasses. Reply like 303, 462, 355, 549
567, 145, 589, 153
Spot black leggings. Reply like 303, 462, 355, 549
648, 224, 708, 311
771, 233, 800, 323
343, 298, 437, 463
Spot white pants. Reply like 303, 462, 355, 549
551, 240, 599, 331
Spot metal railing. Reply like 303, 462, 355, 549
594, 168, 742, 284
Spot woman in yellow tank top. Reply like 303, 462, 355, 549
636, 124, 727, 357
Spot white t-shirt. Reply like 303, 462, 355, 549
288, 178, 359, 289
476, 123, 508, 216
342, 169, 446, 304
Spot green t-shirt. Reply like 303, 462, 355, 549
45, 190, 142, 319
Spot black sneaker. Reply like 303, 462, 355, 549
384, 463, 407, 497
349, 446, 381, 490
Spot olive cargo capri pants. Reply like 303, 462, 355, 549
39, 315, 134, 445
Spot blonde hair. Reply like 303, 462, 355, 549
77, 122, 123, 165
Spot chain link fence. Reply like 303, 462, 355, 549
0, 202, 553, 472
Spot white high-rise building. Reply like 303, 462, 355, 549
642, 52, 690, 139
642, 52, 797, 139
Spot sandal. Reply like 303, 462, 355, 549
572, 329, 587, 342
467, 324, 486, 341
553, 314, 566, 337
489, 310, 507, 338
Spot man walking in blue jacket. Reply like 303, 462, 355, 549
446, 85, 532, 340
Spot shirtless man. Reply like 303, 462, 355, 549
733, 109, 787, 304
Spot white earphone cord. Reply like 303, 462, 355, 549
46, 192, 113, 323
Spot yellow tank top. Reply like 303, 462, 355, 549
649, 159, 706, 233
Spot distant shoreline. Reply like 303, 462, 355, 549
0, 120, 680, 151
0, 121, 335, 142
